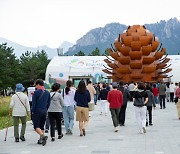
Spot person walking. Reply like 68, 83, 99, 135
9, 83, 30, 142
32, 79, 51, 146
158, 81, 166, 109
74, 80, 91, 136
166, 82, 170, 102
48, 83, 64, 141
93, 83, 100, 105
145, 84, 156, 126
87, 80, 96, 104
175, 82, 180, 120
107, 82, 123, 132
133, 82, 148, 134
118, 81, 130, 126
62, 80, 76, 135
86, 80, 96, 117
152, 84, 159, 105
99, 83, 109, 116
170, 82, 176, 102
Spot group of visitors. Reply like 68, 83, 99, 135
9, 79, 91, 145
9, 79, 180, 146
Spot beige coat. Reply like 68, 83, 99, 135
86, 84, 96, 101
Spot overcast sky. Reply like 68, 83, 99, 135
0, 0, 179, 48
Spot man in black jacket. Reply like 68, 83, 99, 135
118, 81, 130, 126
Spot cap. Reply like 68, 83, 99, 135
112, 82, 118, 88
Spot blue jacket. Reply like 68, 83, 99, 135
32, 89, 51, 112
74, 90, 91, 108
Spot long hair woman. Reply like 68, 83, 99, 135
74, 80, 91, 136
62, 80, 76, 135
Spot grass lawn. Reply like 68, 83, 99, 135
0, 96, 13, 130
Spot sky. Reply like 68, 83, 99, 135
0, 0, 179, 48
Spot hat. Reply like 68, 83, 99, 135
112, 82, 118, 88
16, 83, 25, 92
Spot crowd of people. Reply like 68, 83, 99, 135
9, 79, 180, 146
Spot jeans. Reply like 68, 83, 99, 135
110, 108, 121, 127
94, 94, 99, 104
63, 106, 75, 132
159, 95, 166, 108
154, 96, 159, 104
13, 116, 26, 138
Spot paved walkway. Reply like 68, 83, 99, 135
1, 101, 180, 154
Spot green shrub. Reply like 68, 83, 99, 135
0, 96, 11, 116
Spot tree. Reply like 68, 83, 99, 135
0, 43, 21, 95
74, 50, 86, 56
102, 48, 109, 56
19, 50, 50, 87
90, 47, 100, 56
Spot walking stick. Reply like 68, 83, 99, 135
4, 111, 11, 141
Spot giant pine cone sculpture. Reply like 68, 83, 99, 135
103, 25, 172, 82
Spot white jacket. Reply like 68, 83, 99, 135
9, 92, 30, 116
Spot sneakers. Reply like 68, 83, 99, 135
51, 137, 55, 142
114, 127, 119, 132
45, 129, 49, 133
37, 138, 43, 144
15, 138, 19, 142
15, 137, 25, 142
149, 123, 153, 126
20, 136, 26, 141
41, 136, 48, 146
66, 129, 72, 135
58, 134, 63, 139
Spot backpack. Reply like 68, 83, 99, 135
133, 91, 144, 107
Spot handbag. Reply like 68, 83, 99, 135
88, 101, 95, 111
174, 97, 179, 103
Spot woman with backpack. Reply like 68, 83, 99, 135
132, 82, 148, 134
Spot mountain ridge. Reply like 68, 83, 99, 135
66, 17, 180, 55
0, 37, 74, 58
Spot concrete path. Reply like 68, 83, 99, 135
1, 101, 180, 154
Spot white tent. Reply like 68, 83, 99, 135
45, 56, 109, 87
45, 55, 180, 87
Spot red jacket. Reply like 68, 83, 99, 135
152, 87, 159, 96
107, 90, 123, 108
